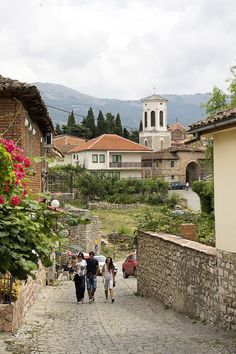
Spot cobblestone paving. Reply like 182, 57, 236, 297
2, 271, 236, 354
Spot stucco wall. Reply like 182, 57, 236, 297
213, 129, 236, 253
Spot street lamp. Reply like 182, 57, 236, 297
50, 199, 60, 209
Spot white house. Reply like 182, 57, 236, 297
68, 134, 152, 178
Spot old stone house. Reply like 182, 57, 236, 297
141, 144, 205, 183
139, 93, 206, 183
0, 75, 55, 193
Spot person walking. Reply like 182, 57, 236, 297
102, 257, 116, 303
74, 252, 87, 304
86, 251, 99, 303
186, 181, 189, 191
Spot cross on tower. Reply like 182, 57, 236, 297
152, 86, 157, 94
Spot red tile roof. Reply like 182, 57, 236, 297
68, 134, 152, 153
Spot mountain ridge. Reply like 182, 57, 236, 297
34, 82, 209, 129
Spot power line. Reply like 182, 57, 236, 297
46, 104, 137, 131
46, 105, 86, 118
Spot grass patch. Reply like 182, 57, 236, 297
90, 205, 160, 236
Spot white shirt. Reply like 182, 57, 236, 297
76, 259, 87, 276
102, 264, 114, 280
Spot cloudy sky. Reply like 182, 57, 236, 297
1, 0, 236, 99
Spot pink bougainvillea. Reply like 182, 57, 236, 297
0, 196, 5, 204
0, 138, 31, 207
11, 195, 21, 206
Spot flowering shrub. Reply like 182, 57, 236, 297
0, 138, 30, 203
0, 139, 59, 280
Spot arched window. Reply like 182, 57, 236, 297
144, 112, 147, 128
144, 139, 148, 147
151, 111, 155, 127
159, 111, 164, 127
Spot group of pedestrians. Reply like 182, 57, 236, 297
69, 251, 116, 304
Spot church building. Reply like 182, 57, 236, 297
139, 94, 171, 151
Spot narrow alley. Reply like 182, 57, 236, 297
2, 270, 236, 354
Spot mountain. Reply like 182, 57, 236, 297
34, 82, 210, 129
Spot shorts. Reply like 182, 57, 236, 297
104, 278, 113, 290
86, 275, 97, 290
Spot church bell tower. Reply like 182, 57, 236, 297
139, 94, 171, 151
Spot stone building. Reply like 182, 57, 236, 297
139, 93, 206, 183
169, 121, 187, 145
141, 144, 205, 183
0, 75, 55, 193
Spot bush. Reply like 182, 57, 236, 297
196, 213, 215, 246
192, 180, 214, 214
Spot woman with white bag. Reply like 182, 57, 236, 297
102, 257, 116, 303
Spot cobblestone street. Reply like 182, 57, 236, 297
1, 269, 236, 354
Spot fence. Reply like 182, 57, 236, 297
45, 173, 74, 193
0, 273, 14, 304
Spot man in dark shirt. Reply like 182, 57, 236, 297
86, 251, 99, 303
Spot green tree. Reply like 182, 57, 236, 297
114, 113, 123, 136
97, 110, 106, 136
139, 120, 143, 131
202, 86, 227, 116
106, 113, 115, 134
227, 65, 236, 107
67, 110, 76, 127
123, 128, 130, 139
129, 130, 139, 143
85, 107, 96, 138
55, 123, 62, 135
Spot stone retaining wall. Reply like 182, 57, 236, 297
68, 208, 101, 252
138, 231, 236, 330
88, 202, 146, 209
0, 265, 46, 332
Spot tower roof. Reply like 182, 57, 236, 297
141, 94, 168, 103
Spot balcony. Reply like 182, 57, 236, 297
109, 162, 141, 169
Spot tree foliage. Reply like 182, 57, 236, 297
192, 180, 214, 214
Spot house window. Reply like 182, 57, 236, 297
151, 111, 155, 127
92, 154, 98, 163
171, 175, 175, 179
99, 154, 105, 163
112, 155, 122, 163
144, 139, 148, 147
77, 155, 79, 160
160, 111, 164, 127
144, 112, 147, 128
171, 160, 175, 168
73, 154, 76, 159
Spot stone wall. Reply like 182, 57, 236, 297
0, 265, 46, 332
138, 232, 219, 325
88, 202, 146, 210
68, 208, 101, 252
217, 250, 236, 330
138, 231, 236, 330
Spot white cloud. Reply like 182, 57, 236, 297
0, 0, 236, 99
